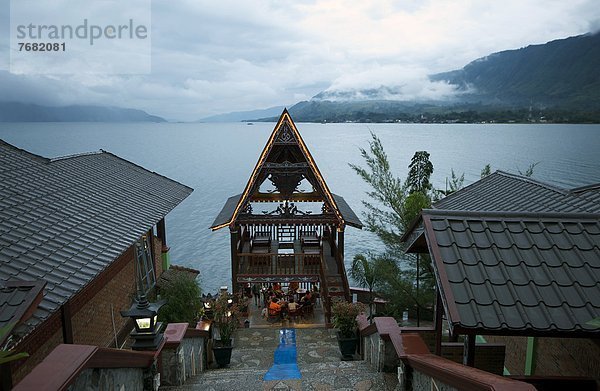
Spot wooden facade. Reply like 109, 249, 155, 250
211, 109, 362, 321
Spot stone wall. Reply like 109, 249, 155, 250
161, 324, 207, 386
67, 367, 144, 391
362, 330, 398, 372
410, 367, 459, 391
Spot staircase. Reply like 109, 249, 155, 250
160, 328, 397, 391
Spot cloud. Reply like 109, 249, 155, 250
0, 0, 597, 120
319, 65, 462, 101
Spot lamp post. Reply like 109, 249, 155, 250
120, 294, 166, 351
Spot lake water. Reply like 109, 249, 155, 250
1, 122, 599, 293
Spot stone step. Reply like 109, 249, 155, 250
160, 328, 398, 391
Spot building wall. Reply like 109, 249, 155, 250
484, 335, 527, 375
484, 335, 600, 379
535, 337, 600, 379
71, 247, 137, 347
12, 315, 64, 383
12, 235, 165, 384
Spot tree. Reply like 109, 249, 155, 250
349, 132, 408, 254
158, 274, 202, 325
349, 253, 385, 323
406, 151, 434, 194
349, 133, 436, 322
480, 164, 491, 178
518, 162, 540, 177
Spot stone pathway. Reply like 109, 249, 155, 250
161, 328, 398, 391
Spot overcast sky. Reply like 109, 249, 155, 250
1, 0, 599, 121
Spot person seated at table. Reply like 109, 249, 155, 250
273, 282, 284, 297
287, 298, 299, 312
301, 290, 313, 304
269, 298, 282, 318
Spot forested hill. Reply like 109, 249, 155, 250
431, 32, 600, 109
0, 102, 166, 122
265, 32, 600, 123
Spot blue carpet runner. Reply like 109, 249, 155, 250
263, 328, 301, 380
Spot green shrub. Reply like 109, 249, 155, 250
158, 274, 202, 325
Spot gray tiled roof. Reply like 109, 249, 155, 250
434, 171, 600, 213
421, 209, 600, 336
0, 140, 193, 337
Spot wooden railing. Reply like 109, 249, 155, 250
358, 316, 536, 391
238, 251, 323, 275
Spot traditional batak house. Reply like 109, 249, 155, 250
211, 110, 362, 321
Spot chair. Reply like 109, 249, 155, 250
301, 302, 313, 318
267, 308, 280, 323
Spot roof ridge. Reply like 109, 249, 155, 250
49, 150, 104, 161
570, 183, 600, 194
0, 139, 49, 164
494, 170, 569, 194
98, 150, 194, 193
50, 149, 193, 193
423, 208, 600, 220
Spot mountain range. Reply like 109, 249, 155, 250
0, 102, 166, 122
2, 32, 598, 123
257, 32, 600, 123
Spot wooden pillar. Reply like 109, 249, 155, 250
337, 227, 344, 264
435, 290, 443, 356
156, 218, 170, 270
1, 363, 12, 391
525, 336, 537, 375
230, 227, 240, 294
463, 334, 476, 367
61, 301, 73, 344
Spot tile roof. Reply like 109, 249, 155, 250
0, 140, 193, 338
419, 209, 600, 336
434, 171, 600, 213
0, 280, 45, 345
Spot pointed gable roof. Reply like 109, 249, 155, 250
211, 109, 362, 230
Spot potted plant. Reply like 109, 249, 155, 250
331, 300, 366, 360
236, 292, 250, 317
211, 294, 240, 367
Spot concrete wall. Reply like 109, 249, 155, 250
67, 368, 144, 391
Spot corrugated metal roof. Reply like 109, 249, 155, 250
0, 140, 193, 338
421, 209, 600, 336
434, 171, 600, 213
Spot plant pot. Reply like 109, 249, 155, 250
336, 331, 358, 360
212, 340, 234, 367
